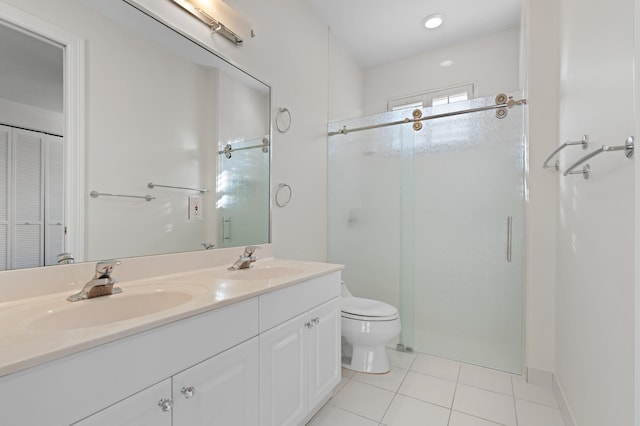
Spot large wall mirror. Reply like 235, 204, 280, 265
0, 0, 270, 271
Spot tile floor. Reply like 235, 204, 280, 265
307, 349, 565, 426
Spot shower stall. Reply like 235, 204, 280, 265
328, 93, 526, 373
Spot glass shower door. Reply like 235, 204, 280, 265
409, 96, 525, 373
327, 93, 525, 374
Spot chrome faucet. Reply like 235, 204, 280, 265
67, 260, 122, 302
228, 246, 261, 270
56, 252, 75, 264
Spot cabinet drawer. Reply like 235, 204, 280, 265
72, 379, 172, 426
259, 272, 341, 333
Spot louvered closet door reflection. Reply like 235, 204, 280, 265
46, 135, 64, 266
0, 126, 9, 270
13, 129, 44, 269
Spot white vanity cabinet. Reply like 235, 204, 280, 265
0, 297, 259, 426
74, 337, 259, 426
0, 267, 342, 426
259, 272, 341, 426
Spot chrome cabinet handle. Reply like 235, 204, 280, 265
313, 317, 320, 325
506, 216, 513, 263
158, 398, 173, 412
181, 386, 196, 399
305, 321, 313, 329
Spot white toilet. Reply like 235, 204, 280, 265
341, 281, 401, 374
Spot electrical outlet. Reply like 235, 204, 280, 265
189, 196, 202, 220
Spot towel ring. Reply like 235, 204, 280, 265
275, 183, 292, 207
276, 108, 291, 133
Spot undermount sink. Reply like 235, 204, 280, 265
225, 265, 304, 280
26, 283, 207, 331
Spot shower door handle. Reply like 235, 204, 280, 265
506, 216, 513, 263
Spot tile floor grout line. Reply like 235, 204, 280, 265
511, 375, 519, 426
376, 360, 413, 425
446, 362, 463, 425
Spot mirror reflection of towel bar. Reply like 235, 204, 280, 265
90, 191, 155, 201
148, 183, 208, 193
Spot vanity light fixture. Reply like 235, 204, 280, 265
171, 0, 244, 45
423, 14, 444, 30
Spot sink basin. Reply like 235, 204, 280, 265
225, 266, 304, 280
27, 283, 207, 331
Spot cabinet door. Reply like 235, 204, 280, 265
260, 312, 308, 426
308, 297, 341, 409
72, 379, 172, 426
173, 336, 259, 426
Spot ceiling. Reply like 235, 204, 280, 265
304, 0, 522, 69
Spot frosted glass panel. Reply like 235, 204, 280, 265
328, 110, 412, 322
411, 97, 524, 373
328, 93, 524, 373
216, 137, 270, 248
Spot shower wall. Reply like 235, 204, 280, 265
363, 28, 520, 115
328, 94, 525, 373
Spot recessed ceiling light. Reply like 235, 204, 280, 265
440, 59, 454, 67
423, 14, 444, 30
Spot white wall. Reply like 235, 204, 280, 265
553, 0, 636, 424
328, 32, 364, 122
522, 0, 560, 378
363, 28, 521, 115
84, 16, 213, 260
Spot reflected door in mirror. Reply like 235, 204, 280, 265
0, 126, 65, 270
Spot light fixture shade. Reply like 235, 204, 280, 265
171, 0, 252, 44
423, 14, 444, 29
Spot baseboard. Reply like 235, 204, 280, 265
553, 373, 577, 426
526, 366, 553, 387
526, 366, 577, 426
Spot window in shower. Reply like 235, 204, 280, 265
387, 83, 475, 111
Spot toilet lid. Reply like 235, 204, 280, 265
341, 297, 398, 317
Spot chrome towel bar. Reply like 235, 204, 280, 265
563, 136, 634, 179
148, 183, 208, 193
542, 135, 588, 170
90, 191, 155, 201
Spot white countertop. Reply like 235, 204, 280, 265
0, 258, 343, 377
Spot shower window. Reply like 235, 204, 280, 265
387, 83, 475, 111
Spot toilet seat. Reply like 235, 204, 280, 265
341, 297, 399, 321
